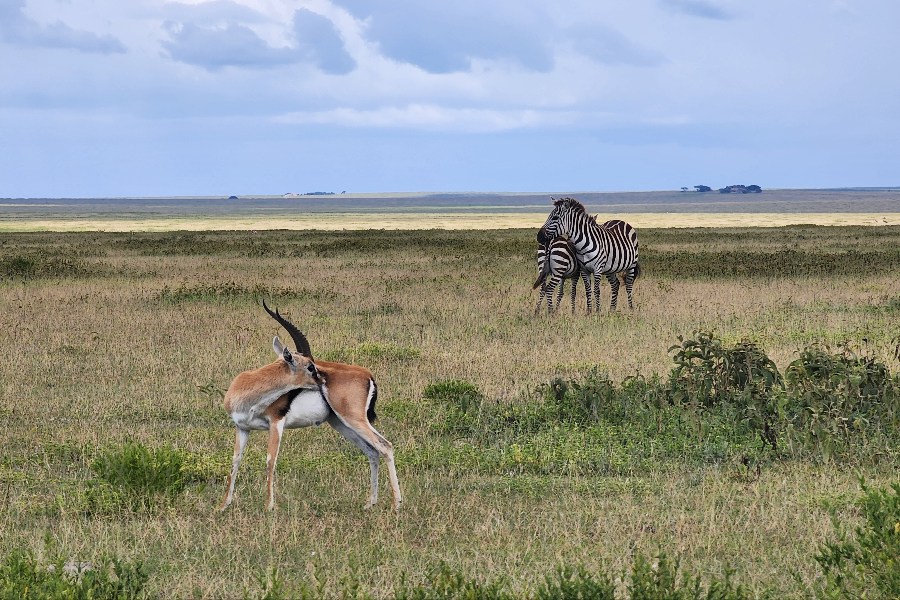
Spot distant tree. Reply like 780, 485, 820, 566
694, 185, 712, 192
680, 187, 689, 192
747, 184, 762, 193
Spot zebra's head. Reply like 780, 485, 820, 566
537, 196, 582, 244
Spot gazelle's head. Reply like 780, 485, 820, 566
272, 335, 321, 384
263, 300, 323, 387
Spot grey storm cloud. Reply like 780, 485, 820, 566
293, 9, 356, 75
659, 0, 733, 20
569, 24, 666, 66
161, 8, 355, 74
333, 0, 554, 73
0, 0, 126, 54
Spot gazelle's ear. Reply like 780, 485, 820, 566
273, 336, 284, 356
283, 347, 295, 365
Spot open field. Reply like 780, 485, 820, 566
2, 188, 900, 231
2, 226, 900, 598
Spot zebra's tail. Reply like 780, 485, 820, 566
532, 256, 552, 290
618, 262, 643, 282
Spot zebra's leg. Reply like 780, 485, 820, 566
535, 281, 547, 315
546, 276, 559, 312
623, 266, 637, 309
592, 273, 601, 314
606, 273, 621, 311
555, 277, 566, 311
569, 275, 578, 314
580, 272, 592, 315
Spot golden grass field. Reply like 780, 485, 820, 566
1, 225, 900, 597
3, 212, 900, 232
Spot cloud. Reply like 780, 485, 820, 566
0, 0, 126, 53
292, 9, 356, 75
659, 0, 733, 20
274, 105, 594, 132
333, 0, 553, 73
568, 24, 666, 66
161, 1, 272, 25
160, 7, 355, 73
161, 21, 296, 70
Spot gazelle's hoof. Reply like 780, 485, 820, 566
363, 500, 375, 510
391, 500, 401, 511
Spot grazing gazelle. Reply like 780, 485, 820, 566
219, 301, 402, 512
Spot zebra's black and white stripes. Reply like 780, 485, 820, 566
533, 237, 592, 314
537, 197, 641, 311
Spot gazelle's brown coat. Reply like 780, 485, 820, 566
219, 303, 401, 512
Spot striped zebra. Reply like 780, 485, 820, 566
532, 237, 592, 314
537, 197, 641, 312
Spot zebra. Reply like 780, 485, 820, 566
532, 237, 592, 314
537, 197, 641, 312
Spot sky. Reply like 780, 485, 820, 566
0, 0, 898, 197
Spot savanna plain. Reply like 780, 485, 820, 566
1, 226, 900, 599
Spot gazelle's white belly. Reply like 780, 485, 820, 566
230, 389, 331, 431
282, 390, 331, 429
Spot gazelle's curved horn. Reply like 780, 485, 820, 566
262, 299, 313, 359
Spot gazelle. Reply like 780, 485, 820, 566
219, 301, 402, 512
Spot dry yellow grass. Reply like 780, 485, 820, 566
3, 212, 900, 232
1, 228, 898, 597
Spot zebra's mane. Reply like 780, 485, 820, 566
552, 196, 588, 215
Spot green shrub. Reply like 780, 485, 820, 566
537, 369, 621, 425
424, 380, 484, 435
0, 550, 147, 600
630, 553, 753, 600
783, 345, 900, 461
667, 332, 783, 449
394, 563, 513, 600
86, 442, 195, 513
534, 565, 615, 600
816, 480, 900, 599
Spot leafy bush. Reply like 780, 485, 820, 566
783, 345, 900, 461
394, 563, 513, 600
629, 552, 753, 600
0, 550, 147, 600
85, 442, 198, 513
534, 565, 615, 600
816, 480, 900, 600
424, 380, 485, 435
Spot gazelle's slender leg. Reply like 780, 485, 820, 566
327, 415, 402, 510
366, 456, 380, 509
220, 427, 250, 511
265, 418, 285, 511
380, 440, 401, 510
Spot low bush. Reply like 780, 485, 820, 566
816, 480, 900, 600
0, 550, 147, 600
84, 442, 205, 513
423, 380, 485, 435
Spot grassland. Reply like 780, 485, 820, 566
2, 226, 900, 598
